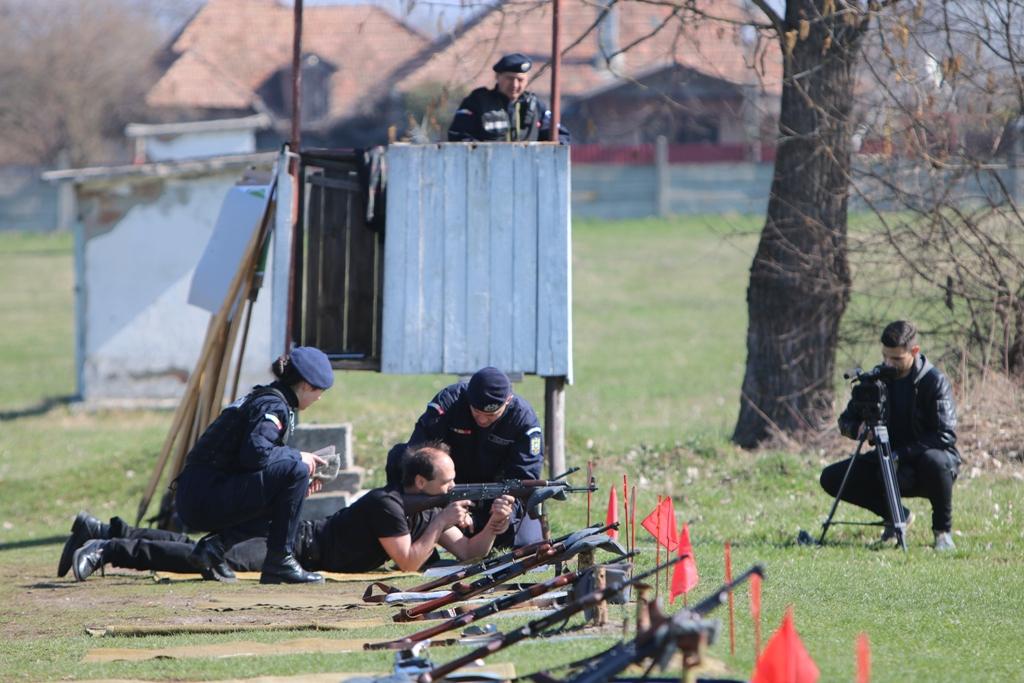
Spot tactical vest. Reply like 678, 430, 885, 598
184, 385, 292, 471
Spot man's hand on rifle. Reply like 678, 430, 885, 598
439, 500, 473, 532
486, 495, 515, 535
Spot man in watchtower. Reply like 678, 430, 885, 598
447, 52, 570, 144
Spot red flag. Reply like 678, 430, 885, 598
670, 522, 699, 602
641, 497, 678, 551
605, 485, 618, 540
751, 607, 819, 683
725, 541, 735, 656
857, 633, 870, 683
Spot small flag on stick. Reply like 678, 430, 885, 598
586, 461, 593, 526
750, 607, 819, 683
725, 541, 735, 656
641, 496, 678, 551
750, 570, 762, 658
857, 633, 871, 683
670, 522, 699, 603
630, 485, 637, 553
622, 475, 629, 552
605, 485, 618, 540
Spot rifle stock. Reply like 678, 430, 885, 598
419, 554, 687, 683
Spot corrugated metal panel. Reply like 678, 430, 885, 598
382, 143, 572, 380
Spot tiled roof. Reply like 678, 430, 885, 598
386, 0, 782, 101
146, 0, 429, 119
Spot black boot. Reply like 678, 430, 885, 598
201, 561, 237, 583
72, 539, 108, 581
260, 552, 324, 584
188, 533, 226, 572
58, 512, 108, 578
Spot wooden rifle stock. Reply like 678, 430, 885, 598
365, 566, 592, 650
419, 554, 687, 683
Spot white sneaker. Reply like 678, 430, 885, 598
933, 531, 956, 551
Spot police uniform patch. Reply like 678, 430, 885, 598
264, 413, 283, 431
530, 435, 542, 455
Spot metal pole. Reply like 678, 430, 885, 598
285, 0, 304, 352
550, 0, 562, 135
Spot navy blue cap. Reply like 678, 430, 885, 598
467, 367, 511, 412
290, 346, 334, 390
493, 53, 532, 73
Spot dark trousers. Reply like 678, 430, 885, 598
102, 520, 271, 573
820, 447, 959, 532
175, 458, 309, 556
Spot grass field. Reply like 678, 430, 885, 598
0, 219, 1022, 682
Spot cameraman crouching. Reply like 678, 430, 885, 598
820, 321, 961, 550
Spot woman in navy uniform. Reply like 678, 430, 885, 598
175, 346, 334, 584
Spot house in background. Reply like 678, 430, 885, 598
144, 0, 428, 149
380, 0, 781, 146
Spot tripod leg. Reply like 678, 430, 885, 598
873, 426, 908, 552
819, 434, 868, 545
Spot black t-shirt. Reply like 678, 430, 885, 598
312, 484, 437, 572
887, 372, 916, 451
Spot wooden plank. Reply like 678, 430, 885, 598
303, 181, 323, 348
381, 146, 410, 372
419, 145, 445, 373
400, 145, 426, 372
535, 146, 571, 377
463, 144, 492, 372
487, 146, 515, 371
318, 175, 344, 352
511, 144, 538, 374
441, 145, 469, 374
344, 165, 379, 360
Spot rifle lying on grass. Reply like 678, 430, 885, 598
366, 556, 636, 651
394, 524, 624, 623
532, 565, 765, 683
363, 522, 619, 603
417, 555, 689, 683
402, 468, 596, 520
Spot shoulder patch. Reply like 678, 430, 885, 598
529, 434, 542, 456
264, 413, 283, 431
526, 426, 543, 436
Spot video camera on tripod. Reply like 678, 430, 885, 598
841, 364, 899, 430
818, 362, 909, 551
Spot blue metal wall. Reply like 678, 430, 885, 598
382, 143, 573, 379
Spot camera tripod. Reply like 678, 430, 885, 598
819, 422, 908, 552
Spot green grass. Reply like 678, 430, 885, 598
1, 221, 1022, 682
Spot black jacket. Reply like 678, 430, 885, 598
447, 86, 570, 143
839, 354, 960, 462
184, 383, 300, 472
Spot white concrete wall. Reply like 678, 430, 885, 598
77, 172, 275, 402
144, 130, 257, 162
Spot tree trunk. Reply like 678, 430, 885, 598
733, 3, 867, 448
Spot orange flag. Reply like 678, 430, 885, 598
605, 484, 619, 540
750, 571, 763, 657
641, 497, 678, 551
750, 607, 820, 683
670, 522, 699, 602
857, 633, 870, 683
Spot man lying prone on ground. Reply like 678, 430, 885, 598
60, 443, 514, 581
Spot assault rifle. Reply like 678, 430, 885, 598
533, 565, 765, 683
365, 556, 635, 651
363, 522, 617, 603
401, 468, 595, 520
418, 555, 689, 683
395, 524, 624, 623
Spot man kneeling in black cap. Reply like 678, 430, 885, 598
386, 367, 545, 548
61, 444, 515, 581
448, 52, 570, 144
